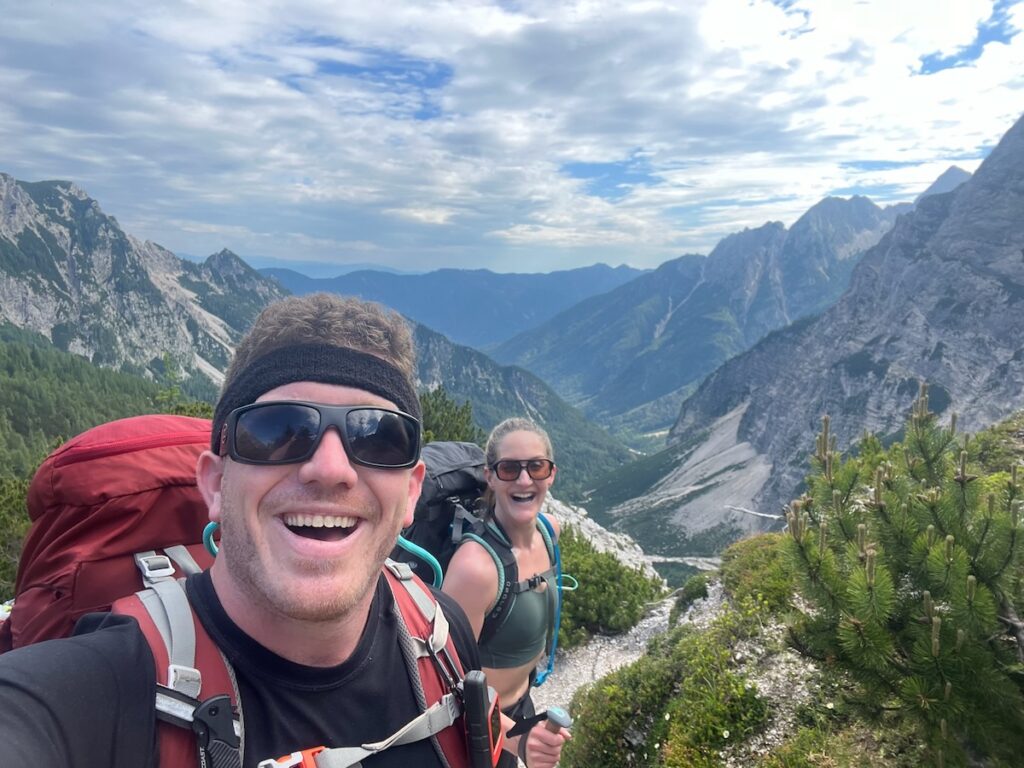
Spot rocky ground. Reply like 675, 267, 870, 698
529, 579, 821, 766
532, 593, 675, 715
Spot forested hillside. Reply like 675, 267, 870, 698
0, 324, 167, 477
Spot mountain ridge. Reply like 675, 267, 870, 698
495, 193, 902, 445
264, 262, 647, 349
600, 112, 1024, 554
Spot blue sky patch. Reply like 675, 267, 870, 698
842, 160, 919, 171
561, 157, 659, 200
315, 54, 452, 91
919, 0, 1020, 74
284, 32, 452, 119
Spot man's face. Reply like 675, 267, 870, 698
199, 381, 424, 624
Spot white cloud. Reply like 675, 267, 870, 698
0, 0, 1020, 272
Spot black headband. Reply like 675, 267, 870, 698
212, 343, 421, 453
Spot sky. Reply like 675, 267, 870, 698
1, 1, 1022, 275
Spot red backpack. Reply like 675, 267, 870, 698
1, 414, 214, 650
0, 414, 472, 768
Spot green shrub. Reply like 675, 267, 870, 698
559, 524, 665, 649
786, 386, 1024, 766
668, 572, 710, 626
720, 532, 795, 613
661, 623, 769, 760
0, 474, 31, 600
564, 607, 770, 767
564, 646, 680, 766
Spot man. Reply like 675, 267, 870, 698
0, 294, 566, 768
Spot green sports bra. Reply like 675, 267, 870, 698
470, 519, 558, 669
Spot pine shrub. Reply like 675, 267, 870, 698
786, 385, 1024, 766
559, 525, 664, 648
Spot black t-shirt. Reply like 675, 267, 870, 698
0, 570, 480, 768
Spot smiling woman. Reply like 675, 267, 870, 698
442, 417, 570, 768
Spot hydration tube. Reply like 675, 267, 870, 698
203, 521, 220, 556
533, 512, 562, 687
396, 535, 444, 588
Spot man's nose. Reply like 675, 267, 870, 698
299, 427, 359, 486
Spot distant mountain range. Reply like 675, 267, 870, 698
263, 263, 646, 349
494, 194, 908, 447
588, 113, 1023, 556
0, 173, 628, 498
0, 121, 1002, 548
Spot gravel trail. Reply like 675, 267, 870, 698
530, 596, 675, 714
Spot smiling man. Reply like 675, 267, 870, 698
0, 293, 490, 768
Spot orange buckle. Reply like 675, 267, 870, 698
256, 746, 327, 768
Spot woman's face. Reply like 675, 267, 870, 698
485, 430, 556, 525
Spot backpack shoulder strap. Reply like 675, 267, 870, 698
114, 578, 241, 768
459, 522, 518, 647
383, 562, 469, 768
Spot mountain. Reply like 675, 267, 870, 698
917, 165, 972, 201
0, 172, 631, 499
414, 322, 633, 500
495, 195, 900, 446
0, 174, 287, 386
248, 257, 415, 277
599, 112, 1024, 555
263, 263, 646, 349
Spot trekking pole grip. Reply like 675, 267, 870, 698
544, 706, 572, 733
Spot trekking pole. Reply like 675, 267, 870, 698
544, 706, 573, 734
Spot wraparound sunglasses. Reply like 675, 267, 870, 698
221, 401, 421, 468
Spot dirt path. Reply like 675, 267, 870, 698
530, 595, 675, 714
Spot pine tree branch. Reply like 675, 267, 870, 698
997, 599, 1024, 664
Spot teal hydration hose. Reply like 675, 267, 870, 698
533, 512, 561, 687
396, 535, 444, 587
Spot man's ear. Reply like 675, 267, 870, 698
196, 450, 225, 522
404, 460, 426, 528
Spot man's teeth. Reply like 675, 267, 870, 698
283, 513, 357, 528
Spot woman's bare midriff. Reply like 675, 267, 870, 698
485, 652, 544, 710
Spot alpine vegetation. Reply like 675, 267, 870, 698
786, 385, 1024, 766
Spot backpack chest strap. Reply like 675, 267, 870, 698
269, 693, 461, 768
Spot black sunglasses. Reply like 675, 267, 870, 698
490, 458, 555, 482
222, 401, 421, 468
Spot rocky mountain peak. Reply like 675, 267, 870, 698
917, 165, 972, 201
627, 112, 1024, 551
204, 248, 258, 281
0, 173, 288, 381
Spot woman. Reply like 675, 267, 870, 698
443, 417, 569, 768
